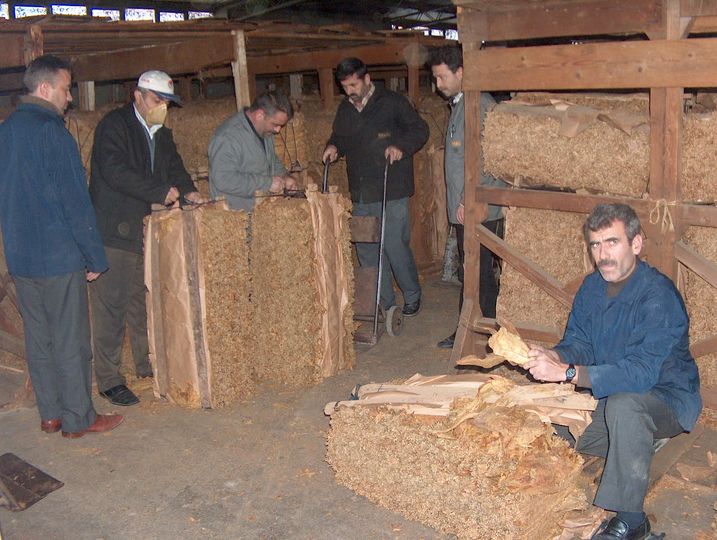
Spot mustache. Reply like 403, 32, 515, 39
598, 259, 617, 268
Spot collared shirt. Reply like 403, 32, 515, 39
451, 91, 464, 106
133, 104, 162, 139
351, 83, 375, 113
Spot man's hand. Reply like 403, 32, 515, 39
456, 203, 465, 224
284, 175, 297, 191
525, 345, 568, 382
322, 145, 338, 164
86, 271, 101, 282
164, 186, 180, 206
384, 145, 403, 164
184, 191, 208, 205
270, 176, 285, 193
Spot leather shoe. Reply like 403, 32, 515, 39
591, 517, 651, 540
40, 419, 62, 433
99, 384, 139, 406
62, 414, 124, 439
437, 332, 456, 349
402, 299, 421, 317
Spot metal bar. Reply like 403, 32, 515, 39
373, 160, 390, 341
322, 160, 329, 193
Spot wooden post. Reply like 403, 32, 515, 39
178, 77, 192, 103
389, 77, 399, 92
231, 30, 250, 111
318, 67, 334, 111
647, 0, 686, 280
24, 24, 43, 64
289, 73, 302, 99
78, 81, 95, 111
407, 64, 419, 106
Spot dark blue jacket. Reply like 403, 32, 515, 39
555, 260, 702, 431
328, 87, 429, 203
0, 99, 108, 278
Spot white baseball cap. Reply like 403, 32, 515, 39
137, 70, 181, 104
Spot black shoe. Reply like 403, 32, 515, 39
437, 332, 456, 349
99, 384, 140, 406
402, 299, 421, 317
591, 517, 651, 540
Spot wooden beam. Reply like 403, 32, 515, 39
289, 73, 302, 99
318, 67, 334, 111
681, 0, 717, 17
24, 25, 43, 65
247, 42, 422, 76
0, 329, 24, 358
675, 241, 717, 288
78, 81, 95, 112
0, 71, 24, 94
648, 424, 704, 490
231, 30, 250, 110
463, 89, 482, 312
477, 223, 574, 307
71, 34, 235, 83
466, 38, 717, 91
456, 0, 663, 42
690, 334, 717, 358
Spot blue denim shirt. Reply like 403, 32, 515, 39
555, 260, 702, 431
0, 100, 107, 277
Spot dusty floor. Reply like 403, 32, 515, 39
1, 279, 715, 540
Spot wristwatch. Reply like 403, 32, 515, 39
565, 364, 576, 383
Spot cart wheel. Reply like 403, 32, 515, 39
385, 305, 403, 337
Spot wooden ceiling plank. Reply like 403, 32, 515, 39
464, 38, 717, 91
70, 34, 235, 82
246, 42, 427, 75
457, 0, 663, 42
681, 0, 717, 17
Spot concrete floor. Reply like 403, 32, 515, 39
1, 279, 715, 540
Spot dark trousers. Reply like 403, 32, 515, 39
559, 392, 683, 512
90, 246, 151, 392
354, 197, 421, 308
14, 271, 96, 432
455, 218, 503, 318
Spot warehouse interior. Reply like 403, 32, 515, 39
1, 1, 717, 539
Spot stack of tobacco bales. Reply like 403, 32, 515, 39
484, 92, 717, 387
145, 201, 253, 408
325, 373, 596, 539
252, 185, 355, 386
145, 187, 355, 408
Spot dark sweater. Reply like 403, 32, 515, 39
89, 103, 195, 254
0, 98, 107, 277
328, 87, 429, 203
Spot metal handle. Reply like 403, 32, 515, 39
322, 160, 330, 193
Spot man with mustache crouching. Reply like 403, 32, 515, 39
525, 203, 701, 540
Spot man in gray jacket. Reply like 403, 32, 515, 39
429, 46, 507, 349
209, 91, 296, 211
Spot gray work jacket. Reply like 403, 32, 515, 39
209, 108, 286, 212
445, 92, 506, 224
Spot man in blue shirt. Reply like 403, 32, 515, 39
526, 203, 701, 540
0, 55, 123, 438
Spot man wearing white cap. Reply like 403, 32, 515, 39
89, 70, 205, 406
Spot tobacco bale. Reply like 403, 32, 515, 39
197, 208, 254, 406
682, 227, 717, 389
326, 403, 586, 539
483, 97, 650, 196
497, 208, 588, 334
682, 113, 717, 203
65, 105, 116, 176
251, 197, 326, 385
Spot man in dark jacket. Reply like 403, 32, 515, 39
322, 57, 429, 316
0, 55, 122, 438
526, 203, 702, 540
89, 70, 203, 406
